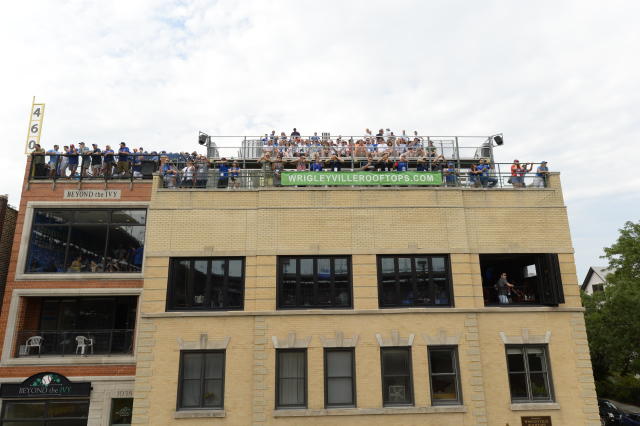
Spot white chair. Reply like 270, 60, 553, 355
25, 336, 44, 355
75, 336, 94, 355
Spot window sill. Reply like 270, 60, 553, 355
174, 409, 225, 419
273, 406, 466, 417
1, 355, 135, 366
510, 403, 560, 411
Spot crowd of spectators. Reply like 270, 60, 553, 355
30, 141, 202, 180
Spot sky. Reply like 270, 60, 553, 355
0, 0, 638, 280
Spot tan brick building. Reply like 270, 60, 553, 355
131, 172, 599, 426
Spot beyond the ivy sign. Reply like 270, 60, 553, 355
0, 372, 91, 398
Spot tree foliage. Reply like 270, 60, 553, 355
583, 221, 640, 403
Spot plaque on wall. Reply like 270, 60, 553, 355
522, 416, 552, 426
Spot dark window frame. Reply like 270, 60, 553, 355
505, 344, 554, 403
380, 346, 414, 407
428, 346, 463, 405
275, 349, 308, 409
25, 208, 146, 274
276, 256, 353, 309
324, 347, 357, 408
176, 349, 226, 411
166, 257, 245, 311
377, 254, 453, 308
109, 397, 133, 426
0, 399, 90, 422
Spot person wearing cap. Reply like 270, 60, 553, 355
78, 142, 91, 177
116, 142, 131, 177
532, 161, 549, 188
102, 145, 115, 178
90, 144, 102, 177
477, 158, 498, 188
216, 158, 229, 189
443, 162, 458, 187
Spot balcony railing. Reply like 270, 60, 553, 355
160, 163, 549, 190
15, 329, 134, 357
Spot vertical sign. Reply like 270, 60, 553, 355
25, 96, 46, 154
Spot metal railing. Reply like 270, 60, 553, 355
160, 162, 549, 190
15, 329, 135, 357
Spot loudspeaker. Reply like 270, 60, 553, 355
198, 134, 209, 145
493, 135, 504, 146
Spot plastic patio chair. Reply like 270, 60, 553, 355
75, 336, 94, 355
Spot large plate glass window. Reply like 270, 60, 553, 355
167, 258, 244, 310
25, 209, 146, 273
277, 256, 352, 308
377, 255, 451, 307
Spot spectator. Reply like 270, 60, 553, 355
31, 144, 46, 178
229, 161, 241, 189
361, 155, 376, 171
416, 157, 428, 172
510, 159, 522, 188
259, 152, 274, 186
478, 158, 497, 188
160, 156, 178, 188
310, 155, 324, 172
443, 162, 458, 187
469, 163, 481, 187
78, 142, 91, 177
67, 144, 79, 178
294, 155, 308, 171
272, 153, 285, 186
395, 154, 408, 171
517, 162, 533, 187
46, 144, 61, 178
181, 161, 195, 187
217, 158, 229, 189
326, 154, 344, 172
376, 153, 393, 171
195, 155, 210, 188
310, 132, 320, 142
291, 128, 301, 138
532, 161, 549, 188
495, 272, 515, 304
59, 146, 69, 177
103, 145, 115, 178
116, 142, 131, 177
90, 144, 102, 176
132, 148, 143, 178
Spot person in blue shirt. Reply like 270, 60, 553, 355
116, 142, 131, 177
217, 158, 229, 188
532, 161, 549, 188
46, 145, 61, 178
395, 154, 408, 171
67, 144, 79, 178
443, 162, 458, 187
132, 148, 143, 177
160, 156, 178, 188
310, 156, 323, 171
477, 159, 498, 188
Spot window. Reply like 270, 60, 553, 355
278, 256, 352, 308
378, 255, 451, 307
177, 351, 225, 410
25, 209, 146, 273
0, 400, 89, 426
480, 254, 564, 306
276, 349, 307, 408
380, 347, 413, 406
110, 398, 133, 426
428, 347, 462, 405
324, 348, 356, 408
592, 284, 604, 293
167, 258, 244, 310
506, 345, 553, 402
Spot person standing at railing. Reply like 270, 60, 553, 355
216, 158, 229, 189
395, 154, 409, 172
78, 142, 91, 177
510, 160, 522, 188
469, 163, 482, 188
132, 148, 143, 178
230, 161, 241, 189
181, 161, 195, 188
326, 154, 345, 172
310, 154, 324, 172
259, 152, 274, 187
116, 142, 131, 177
477, 158, 497, 188
517, 162, 533, 188
68, 144, 80, 178
195, 155, 210, 188
291, 128, 300, 138
32, 144, 46, 178
90, 143, 102, 177
376, 153, 393, 171
59, 146, 70, 177
103, 145, 115, 178
160, 156, 178, 188
532, 161, 549, 188
46, 144, 61, 179
443, 162, 458, 187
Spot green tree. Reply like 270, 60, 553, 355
582, 221, 640, 404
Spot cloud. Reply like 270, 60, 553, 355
0, 0, 638, 276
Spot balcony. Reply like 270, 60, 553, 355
11, 296, 137, 362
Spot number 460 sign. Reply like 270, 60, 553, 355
24, 97, 45, 154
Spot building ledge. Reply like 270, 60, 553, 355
273, 405, 467, 417
510, 403, 560, 411
143, 306, 585, 319
1, 355, 135, 367
174, 409, 225, 419
14, 272, 143, 281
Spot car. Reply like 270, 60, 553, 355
599, 399, 623, 425
621, 412, 640, 426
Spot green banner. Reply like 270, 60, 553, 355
281, 171, 442, 186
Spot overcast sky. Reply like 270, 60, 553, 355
0, 1, 638, 280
